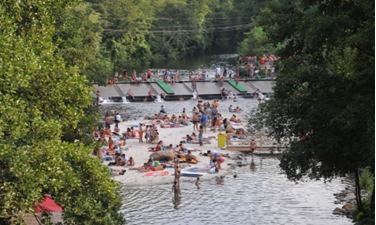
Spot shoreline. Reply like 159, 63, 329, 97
102, 112, 242, 187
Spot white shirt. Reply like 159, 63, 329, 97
216, 67, 221, 75
115, 114, 121, 121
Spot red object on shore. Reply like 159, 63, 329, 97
35, 195, 63, 212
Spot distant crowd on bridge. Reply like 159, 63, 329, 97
105, 54, 279, 86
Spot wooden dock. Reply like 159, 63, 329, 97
225, 134, 292, 152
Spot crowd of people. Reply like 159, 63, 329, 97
91, 96, 260, 195
105, 55, 278, 87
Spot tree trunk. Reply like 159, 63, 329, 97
370, 184, 375, 212
355, 168, 366, 215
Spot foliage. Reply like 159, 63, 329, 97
0, 0, 125, 224
359, 167, 375, 192
248, 0, 374, 219
237, 26, 278, 56
81, 0, 271, 82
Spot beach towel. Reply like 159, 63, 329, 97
144, 170, 169, 177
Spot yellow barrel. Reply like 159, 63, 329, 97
217, 132, 227, 148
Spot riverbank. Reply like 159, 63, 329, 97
103, 112, 243, 187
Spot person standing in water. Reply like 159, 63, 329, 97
195, 177, 200, 189
172, 181, 180, 197
250, 139, 257, 156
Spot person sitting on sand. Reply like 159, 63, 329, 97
170, 114, 177, 123
180, 116, 188, 125
229, 114, 241, 123
127, 157, 135, 166
115, 154, 125, 166
150, 130, 159, 144
186, 134, 195, 143
234, 106, 242, 113
185, 150, 198, 162
122, 128, 131, 139
225, 122, 235, 133
127, 90, 135, 100
228, 105, 233, 112
155, 140, 164, 151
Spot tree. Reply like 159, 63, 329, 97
237, 26, 280, 56
0, 0, 125, 224
248, 0, 374, 222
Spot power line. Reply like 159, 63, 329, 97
103, 22, 253, 30
103, 23, 255, 34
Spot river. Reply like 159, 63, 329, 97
120, 155, 352, 225
100, 51, 353, 225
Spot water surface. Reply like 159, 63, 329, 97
120, 156, 352, 225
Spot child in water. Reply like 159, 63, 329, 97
195, 177, 200, 189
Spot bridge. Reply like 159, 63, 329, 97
93, 79, 275, 102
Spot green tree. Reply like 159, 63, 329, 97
237, 26, 278, 56
0, 0, 125, 224
249, 0, 374, 222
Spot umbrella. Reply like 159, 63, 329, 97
35, 195, 63, 212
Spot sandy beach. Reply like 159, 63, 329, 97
102, 111, 246, 187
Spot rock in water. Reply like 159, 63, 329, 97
333, 207, 345, 215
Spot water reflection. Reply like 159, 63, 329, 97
172, 196, 182, 210
250, 157, 256, 172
